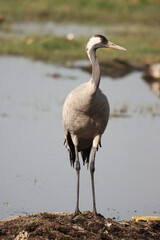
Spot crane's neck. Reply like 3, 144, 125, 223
87, 48, 101, 90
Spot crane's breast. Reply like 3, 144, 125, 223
62, 83, 110, 140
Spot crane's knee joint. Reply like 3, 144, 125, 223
76, 161, 80, 171
90, 162, 95, 173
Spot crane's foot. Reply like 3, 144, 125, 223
92, 211, 104, 219
71, 209, 82, 219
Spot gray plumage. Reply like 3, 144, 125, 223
62, 34, 126, 217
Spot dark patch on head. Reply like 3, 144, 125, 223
95, 34, 108, 44
86, 34, 108, 51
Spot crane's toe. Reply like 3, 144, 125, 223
71, 210, 82, 219
92, 211, 104, 219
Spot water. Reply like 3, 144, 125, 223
11, 22, 105, 37
3, 22, 157, 38
0, 56, 160, 220
0, 22, 105, 38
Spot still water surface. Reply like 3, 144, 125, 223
0, 56, 160, 220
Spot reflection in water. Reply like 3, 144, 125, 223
143, 63, 160, 98
145, 80, 160, 98
0, 56, 160, 220
79, 59, 146, 79
151, 81, 160, 98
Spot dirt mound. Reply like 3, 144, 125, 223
0, 211, 160, 240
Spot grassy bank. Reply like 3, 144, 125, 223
0, 36, 86, 63
0, 0, 160, 25
0, 0, 160, 64
0, 28, 159, 64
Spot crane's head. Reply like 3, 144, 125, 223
86, 34, 126, 52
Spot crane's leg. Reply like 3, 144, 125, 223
75, 145, 81, 215
72, 135, 81, 216
90, 147, 97, 215
90, 135, 100, 216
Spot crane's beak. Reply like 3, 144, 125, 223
106, 41, 127, 51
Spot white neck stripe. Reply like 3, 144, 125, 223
86, 36, 101, 51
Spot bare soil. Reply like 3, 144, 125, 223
0, 211, 160, 240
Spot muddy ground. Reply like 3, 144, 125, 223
0, 211, 160, 240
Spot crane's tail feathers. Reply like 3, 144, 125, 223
64, 133, 101, 168
66, 131, 75, 168
96, 140, 102, 151
81, 146, 92, 169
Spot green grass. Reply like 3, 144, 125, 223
0, 36, 85, 63
0, 31, 159, 64
0, 0, 159, 25
0, 0, 160, 63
